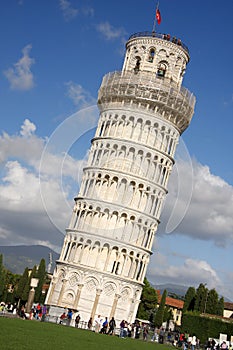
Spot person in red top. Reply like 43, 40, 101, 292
59, 312, 67, 324
35, 303, 41, 320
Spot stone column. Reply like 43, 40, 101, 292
130, 298, 141, 324
109, 293, 120, 319
26, 278, 39, 313
26, 287, 36, 313
46, 279, 56, 305
57, 278, 68, 306
90, 288, 102, 319
73, 284, 84, 310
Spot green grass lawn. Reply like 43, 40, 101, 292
0, 317, 173, 350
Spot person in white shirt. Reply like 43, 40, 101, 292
94, 315, 102, 333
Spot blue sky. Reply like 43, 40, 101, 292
0, 0, 232, 301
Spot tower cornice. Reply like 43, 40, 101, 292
127, 31, 190, 59
72, 196, 162, 223
98, 70, 195, 134
65, 229, 153, 256
91, 136, 175, 164
82, 165, 169, 194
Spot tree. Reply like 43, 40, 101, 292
194, 283, 208, 313
3, 270, 21, 303
183, 287, 196, 313
0, 254, 6, 301
137, 278, 158, 320
15, 267, 30, 304
205, 289, 219, 314
21, 271, 31, 303
34, 259, 46, 303
189, 284, 224, 316
154, 289, 167, 328
163, 305, 173, 330
216, 297, 224, 316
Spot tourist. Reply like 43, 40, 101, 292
119, 319, 126, 338
94, 315, 102, 333
41, 305, 47, 322
59, 312, 67, 324
211, 339, 216, 350
36, 303, 41, 319
151, 327, 159, 342
221, 341, 228, 350
142, 325, 149, 341
159, 327, 165, 344
88, 317, 93, 330
134, 321, 141, 339
123, 321, 128, 337
75, 314, 81, 328
67, 309, 73, 326
29, 308, 34, 320
19, 305, 28, 319
191, 335, 197, 350
100, 317, 108, 334
107, 317, 116, 335
127, 323, 132, 337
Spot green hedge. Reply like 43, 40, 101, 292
181, 313, 233, 344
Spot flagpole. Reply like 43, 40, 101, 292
152, 1, 159, 33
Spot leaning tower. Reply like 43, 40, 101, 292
46, 30, 195, 325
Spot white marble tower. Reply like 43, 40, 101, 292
45, 31, 195, 326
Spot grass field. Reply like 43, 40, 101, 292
0, 317, 173, 350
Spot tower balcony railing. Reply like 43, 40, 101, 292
98, 70, 196, 124
128, 31, 189, 55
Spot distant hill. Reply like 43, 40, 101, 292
0, 245, 60, 275
154, 283, 188, 299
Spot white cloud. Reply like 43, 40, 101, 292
0, 119, 84, 180
59, 0, 78, 21
96, 21, 127, 40
4, 44, 35, 91
0, 129, 43, 165
160, 159, 233, 246
65, 81, 96, 108
148, 253, 224, 293
1, 161, 39, 206
0, 159, 67, 250
148, 256, 220, 288
0, 120, 81, 247
147, 249, 233, 300
20, 118, 36, 137
0, 107, 98, 248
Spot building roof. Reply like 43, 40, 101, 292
224, 302, 233, 311
165, 296, 184, 309
156, 290, 184, 309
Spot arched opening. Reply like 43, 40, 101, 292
134, 56, 141, 73
157, 61, 167, 77
148, 48, 155, 62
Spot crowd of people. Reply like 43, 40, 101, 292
0, 301, 17, 314
0, 301, 49, 321
162, 33, 182, 45
171, 332, 232, 350
205, 339, 232, 350
1, 302, 232, 348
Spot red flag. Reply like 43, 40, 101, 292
156, 8, 161, 25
